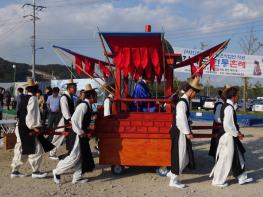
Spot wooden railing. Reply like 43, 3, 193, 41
111, 98, 173, 113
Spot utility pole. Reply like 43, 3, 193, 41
23, 0, 46, 81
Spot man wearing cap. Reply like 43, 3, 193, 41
168, 77, 203, 188
52, 84, 96, 184
49, 79, 77, 160
210, 86, 253, 187
11, 79, 54, 178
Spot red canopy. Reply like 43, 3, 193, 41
101, 32, 164, 82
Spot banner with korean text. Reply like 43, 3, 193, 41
174, 47, 263, 78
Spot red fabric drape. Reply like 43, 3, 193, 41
75, 55, 83, 75
132, 48, 141, 69
122, 48, 132, 77
149, 47, 160, 76
84, 58, 95, 76
113, 47, 124, 69
140, 48, 149, 69
104, 34, 163, 81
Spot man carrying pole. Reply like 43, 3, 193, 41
168, 77, 203, 188
49, 79, 77, 160
52, 84, 96, 184
11, 78, 54, 178
210, 86, 253, 187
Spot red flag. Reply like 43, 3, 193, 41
198, 56, 203, 77
75, 55, 83, 75
99, 62, 111, 78
132, 48, 141, 69
84, 58, 95, 76
140, 48, 149, 69
149, 47, 160, 76
122, 48, 131, 77
191, 63, 199, 78
113, 47, 124, 69
210, 52, 215, 71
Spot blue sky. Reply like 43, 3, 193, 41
0, 0, 263, 86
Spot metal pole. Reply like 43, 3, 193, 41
14, 67, 16, 82
71, 64, 73, 79
243, 77, 248, 112
155, 79, 157, 98
32, 0, 36, 80
23, 1, 45, 81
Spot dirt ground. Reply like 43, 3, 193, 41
0, 124, 262, 197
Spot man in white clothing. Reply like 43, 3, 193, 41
49, 79, 77, 160
53, 84, 96, 184
11, 78, 54, 178
210, 86, 253, 187
103, 83, 115, 117
168, 77, 203, 188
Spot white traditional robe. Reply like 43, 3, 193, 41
176, 94, 190, 174
54, 99, 91, 181
50, 91, 73, 156
103, 94, 113, 117
11, 93, 44, 172
210, 99, 247, 184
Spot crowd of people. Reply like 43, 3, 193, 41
167, 78, 253, 188
9, 77, 253, 189
10, 78, 115, 184
0, 87, 12, 120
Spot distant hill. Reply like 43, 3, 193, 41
0, 57, 86, 82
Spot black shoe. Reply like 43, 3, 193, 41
10, 171, 26, 178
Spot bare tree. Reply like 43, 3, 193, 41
239, 27, 263, 55
239, 27, 263, 111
